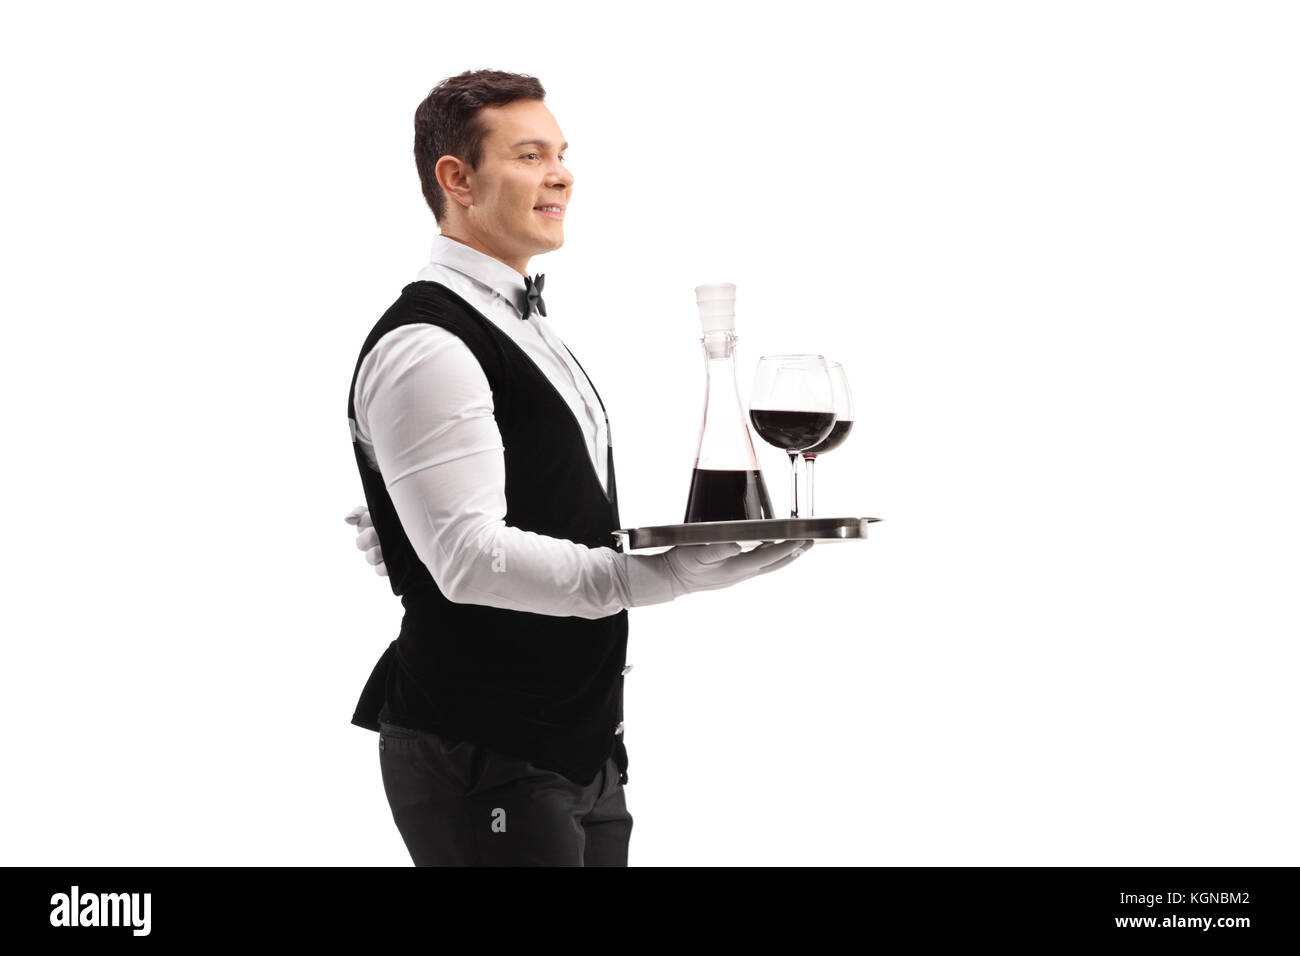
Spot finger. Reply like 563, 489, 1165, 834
359, 509, 373, 531
724, 539, 812, 574
752, 540, 815, 575
355, 527, 379, 551
365, 546, 385, 567
758, 538, 813, 556
344, 505, 366, 525
375, 562, 389, 577
682, 542, 743, 565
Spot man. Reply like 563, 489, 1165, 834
344, 69, 813, 867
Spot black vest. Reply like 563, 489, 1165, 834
347, 280, 629, 787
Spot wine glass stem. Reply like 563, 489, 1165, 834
804, 454, 816, 517
788, 451, 799, 518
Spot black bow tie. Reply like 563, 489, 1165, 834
522, 273, 546, 320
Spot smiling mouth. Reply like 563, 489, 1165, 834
534, 205, 565, 217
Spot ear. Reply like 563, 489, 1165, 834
435, 155, 474, 210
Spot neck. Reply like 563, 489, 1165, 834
440, 229, 530, 276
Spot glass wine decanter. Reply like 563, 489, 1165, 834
683, 283, 775, 523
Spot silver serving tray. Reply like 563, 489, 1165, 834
611, 516, 882, 551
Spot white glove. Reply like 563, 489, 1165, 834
344, 505, 388, 576
625, 538, 814, 606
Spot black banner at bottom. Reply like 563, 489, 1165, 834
8, 865, 1297, 942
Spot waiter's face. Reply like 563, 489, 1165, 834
466, 99, 572, 265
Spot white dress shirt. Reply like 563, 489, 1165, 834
352, 234, 674, 619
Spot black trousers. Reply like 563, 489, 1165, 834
378, 721, 633, 866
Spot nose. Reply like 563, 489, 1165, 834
548, 159, 574, 189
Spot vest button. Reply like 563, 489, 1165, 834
614, 721, 624, 735
621, 664, 633, 675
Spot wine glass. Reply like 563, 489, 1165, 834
800, 361, 853, 517
749, 355, 835, 519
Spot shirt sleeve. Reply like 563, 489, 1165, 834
355, 323, 677, 619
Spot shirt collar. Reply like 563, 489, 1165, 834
427, 234, 530, 318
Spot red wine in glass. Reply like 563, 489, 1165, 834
802, 420, 853, 455
749, 410, 837, 452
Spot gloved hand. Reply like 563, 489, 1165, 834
626, 538, 814, 606
344, 505, 388, 576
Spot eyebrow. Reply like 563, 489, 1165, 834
510, 139, 569, 151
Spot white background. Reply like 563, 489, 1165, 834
2, 0, 1297, 866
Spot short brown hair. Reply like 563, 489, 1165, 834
413, 69, 547, 224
